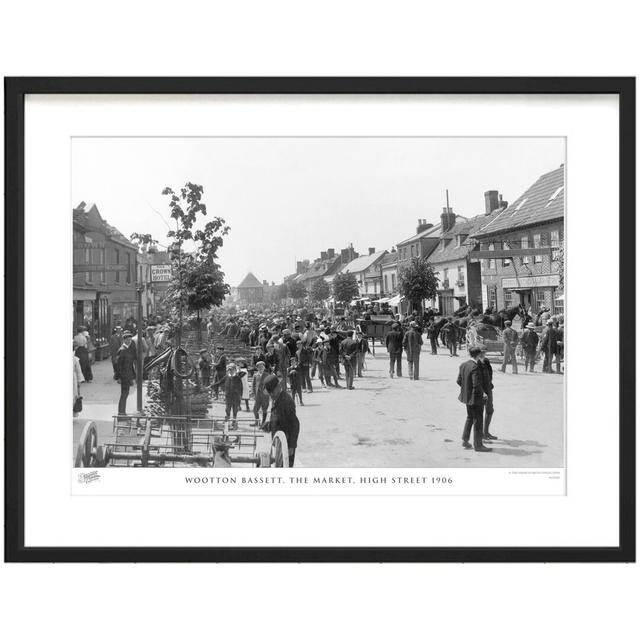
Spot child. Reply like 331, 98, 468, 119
224, 363, 243, 423
287, 357, 303, 406
197, 348, 211, 387
252, 361, 270, 425
238, 359, 250, 411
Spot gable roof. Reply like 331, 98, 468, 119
473, 165, 565, 238
297, 256, 341, 282
73, 201, 136, 249
341, 250, 387, 275
396, 217, 467, 246
429, 212, 501, 264
381, 252, 398, 267
237, 272, 263, 288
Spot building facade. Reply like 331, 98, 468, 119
471, 167, 565, 316
236, 272, 265, 303
73, 202, 138, 355
339, 249, 388, 297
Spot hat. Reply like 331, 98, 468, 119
199, 348, 208, 354
526, 322, 535, 329
504, 320, 512, 326
216, 345, 224, 350
122, 331, 133, 338
256, 360, 266, 368
283, 328, 291, 335
546, 319, 553, 325
410, 321, 418, 328
263, 374, 280, 394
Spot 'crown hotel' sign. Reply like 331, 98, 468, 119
150, 264, 173, 283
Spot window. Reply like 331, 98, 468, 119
84, 248, 92, 282
533, 234, 542, 263
502, 241, 512, 267
521, 236, 529, 264
488, 243, 496, 270
115, 249, 120, 283
384, 275, 388, 292
550, 229, 561, 260
457, 266, 464, 286
443, 268, 449, 287
504, 289, 513, 307
554, 294, 564, 316
488, 286, 497, 309
391, 273, 396, 291
535, 288, 546, 311
126, 253, 132, 284
410, 245, 415, 257
100, 248, 106, 284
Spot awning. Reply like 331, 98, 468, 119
377, 297, 391, 304
556, 293, 565, 301
73, 289, 97, 302
387, 294, 402, 306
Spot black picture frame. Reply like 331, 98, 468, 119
4, 77, 635, 563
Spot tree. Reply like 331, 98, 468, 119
398, 257, 440, 313
310, 278, 330, 302
288, 281, 307, 301
332, 272, 359, 305
131, 182, 231, 335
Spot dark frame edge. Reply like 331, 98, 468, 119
3, 76, 635, 563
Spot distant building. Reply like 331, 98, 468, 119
380, 249, 398, 296
236, 272, 264, 303
471, 167, 564, 316
339, 248, 388, 297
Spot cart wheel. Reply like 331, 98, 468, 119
257, 452, 271, 468
270, 431, 289, 468
95, 445, 109, 467
74, 421, 99, 467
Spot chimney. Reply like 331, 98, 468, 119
320, 251, 328, 260
340, 248, 350, 263
498, 193, 508, 209
416, 218, 434, 234
263, 280, 268, 285
296, 261, 306, 274
441, 206, 456, 233
368, 247, 375, 255
484, 190, 500, 214
327, 248, 335, 258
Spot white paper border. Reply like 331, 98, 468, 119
24, 93, 619, 547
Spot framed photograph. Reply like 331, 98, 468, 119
5, 77, 635, 562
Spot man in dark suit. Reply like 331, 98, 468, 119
385, 322, 404, 378
115, 331, 137, 415
478, 346, 497, 441
264, 374, 300, 467
501, 319, 519, 374
339, 330, 359, 390
457, 346, 492, 452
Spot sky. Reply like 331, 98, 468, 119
72, 137, 565, 287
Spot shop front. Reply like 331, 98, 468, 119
501, 275, 562, 315
72, 290, 111, 360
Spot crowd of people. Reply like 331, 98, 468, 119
73, 301, 564, 464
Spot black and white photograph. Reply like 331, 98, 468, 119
71, 136, 566, 475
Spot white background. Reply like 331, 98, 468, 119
1, 2, 638, 640
26, 94, 607, 548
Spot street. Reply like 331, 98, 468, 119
75, 344, 564, 468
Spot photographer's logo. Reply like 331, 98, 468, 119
77, 470, 101, 484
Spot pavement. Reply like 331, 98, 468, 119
74, 346, 564, 468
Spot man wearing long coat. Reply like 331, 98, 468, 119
402, 321, 424, 380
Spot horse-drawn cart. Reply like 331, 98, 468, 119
74, 416, 290, 468
466, 322, 504, 355
358, 315, 393, 354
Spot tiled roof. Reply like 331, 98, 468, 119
341, 250, 387, 274
298, 257, 340, 282
380, 252, 398, 266
473, 165, 565, 237
237, 272, 263, 288
73, 202, 136, 249
397, 216, 468, 246
429, 212, 501, 264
